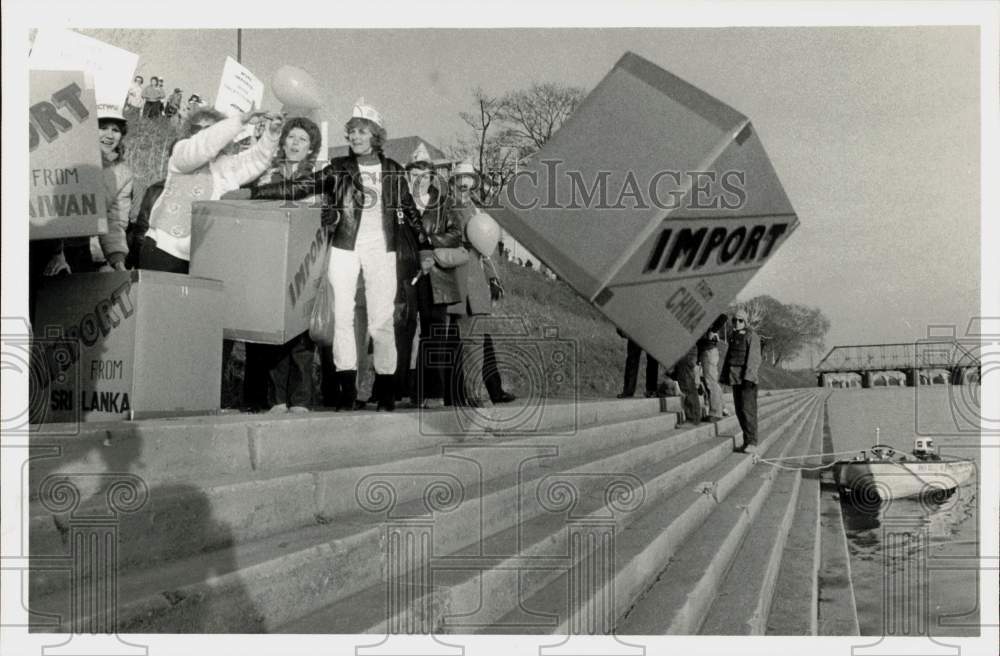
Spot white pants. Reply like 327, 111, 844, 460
329, 244, 397, 374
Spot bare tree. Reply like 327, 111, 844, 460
451, 82, 587, 204
454, 88, 523, 205
498, 83, 587, 153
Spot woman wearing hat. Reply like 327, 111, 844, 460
445, 161, 501, 408
43, 105, 132, 276
253, 99, 422, 411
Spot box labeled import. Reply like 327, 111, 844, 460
189, 200, 325, 344
33, 270, 223, 422
495, 51, 798, 369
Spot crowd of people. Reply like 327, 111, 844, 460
125, 74, 206, 127
30, 93, 761, 441
616, 308, 761, 453
30, 98, 518, 415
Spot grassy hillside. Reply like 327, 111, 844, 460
488, 257, 815, 398
124, 115, 180, 203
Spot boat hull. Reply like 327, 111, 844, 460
833, 458, 976, 500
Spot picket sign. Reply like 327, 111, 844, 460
28, 70, 107, 240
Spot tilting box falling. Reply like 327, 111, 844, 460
496, 51, 799, 368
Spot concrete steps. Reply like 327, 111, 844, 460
28, 389, 825, 634
610, 392, 822, 634
277, 392, 811, 634
699, 390, 828, 634
29, 399, 683, 597
765, 390, 828, 636
476, 390, 817, 634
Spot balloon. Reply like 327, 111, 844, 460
467, 210, 501, 256
271, 66, 322, 111
280, 104, 319, 120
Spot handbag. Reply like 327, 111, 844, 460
308, 244, 335, 346
433, 246, 470, 269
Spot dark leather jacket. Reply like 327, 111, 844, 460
252, 151, 421, 252
417, 185, 463, 305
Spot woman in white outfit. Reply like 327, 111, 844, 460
253, 100, 422, 411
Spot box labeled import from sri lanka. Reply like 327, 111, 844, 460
33, 270, 223, 423
189, 200, 325, 344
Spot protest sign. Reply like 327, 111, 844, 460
34, 270, 223, 422
29, 69, 107, 240
29, 29, 138, 114
495, 51, 799, 369
214, 56, 265, 141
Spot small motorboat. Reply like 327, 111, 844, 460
832, 433, 976, 501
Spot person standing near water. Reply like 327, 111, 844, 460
721, 307, 762, 452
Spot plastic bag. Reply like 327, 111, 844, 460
309, 245, 335, 346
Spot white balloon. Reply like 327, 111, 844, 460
272, 66, 322, 110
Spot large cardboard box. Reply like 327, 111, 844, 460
189, 200, 325, 343
28, 70, 108, 240
494, 51, 799, 369
33, 271, 223, 423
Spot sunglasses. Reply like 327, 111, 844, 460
733, 318, 746, 324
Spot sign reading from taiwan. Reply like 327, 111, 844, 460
28, 70, 107, 240
214, 57, 265, 141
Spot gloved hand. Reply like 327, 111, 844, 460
489, 277, 505, 301
421, 253, 435, 274
43, 252, 71, 276
106, 253, 127, 271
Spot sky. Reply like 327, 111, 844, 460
77, 24, 982, 366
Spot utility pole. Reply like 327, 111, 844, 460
236, 29, 242, 63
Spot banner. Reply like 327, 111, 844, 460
214, 57, 265, 141
495, 51, 799, 369
29, 70, 107, 240
29, 29, 138, 114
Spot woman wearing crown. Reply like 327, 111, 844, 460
253, 99, 422, 411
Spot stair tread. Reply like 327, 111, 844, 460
766, 477, 821, 635
495, 395, 818, 634
278, 426, 738, 633
610, 396, 819, 635
699, 398, 824, 634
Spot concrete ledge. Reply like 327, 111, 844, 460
817, 485, 860, 635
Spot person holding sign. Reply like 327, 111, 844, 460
253, 99, 421, 412
139, 104, 281, 273
43, 106, 132, 275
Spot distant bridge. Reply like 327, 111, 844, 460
814, 340, 980, 388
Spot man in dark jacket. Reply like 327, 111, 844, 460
406, 156, 463, 407
721, 308, 763, 452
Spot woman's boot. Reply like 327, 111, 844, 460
375, 374, 396, 412
336, 370, 357, 412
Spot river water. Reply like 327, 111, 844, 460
825, 386, 981, 637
